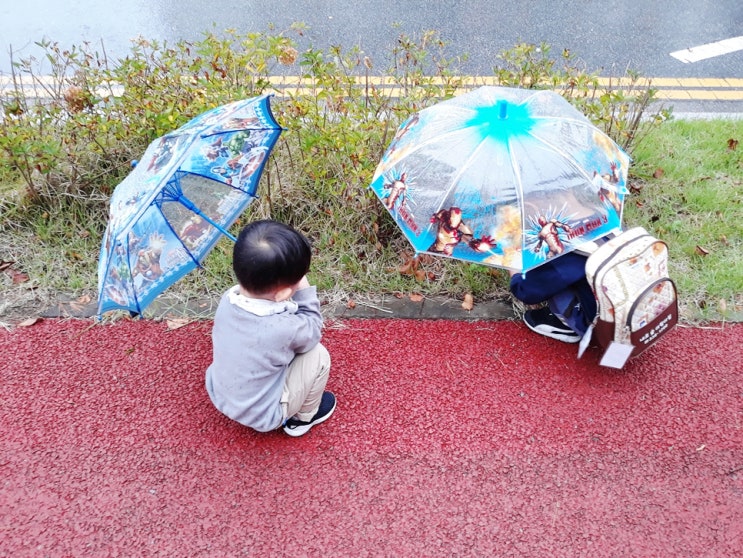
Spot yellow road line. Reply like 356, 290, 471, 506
3, 75, 742, 102
595, 77, 743, 88
262, 76, 743, 101
653, 89, 743, 101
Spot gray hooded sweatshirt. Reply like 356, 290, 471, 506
205, 285, 323, 431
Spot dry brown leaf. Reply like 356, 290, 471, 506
67, 301, 85, 313
414, 269, 426, 282
462, 293, 474, 311
727, 138, 739, 151
18, 317, 42, 327
653, 168, 664, 179
393, 292, 404, 299
11, 271, 29, 284
720, 234, 729, 246
166, 318, 192, 331
719, 299, 728, 314
398, 261, 414, 275
346, 299, 356, 309
409, 293, 424, 302
0, 260, 14, 272
695, 245, 710, 256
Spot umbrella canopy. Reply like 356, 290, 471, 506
97, 95, 282, 315
370, 86, 630, 273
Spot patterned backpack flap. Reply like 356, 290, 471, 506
584, 227, 678, 368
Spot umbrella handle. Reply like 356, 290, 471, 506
178, 194, 238, 242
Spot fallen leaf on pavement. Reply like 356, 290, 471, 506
347, 299, 356, 309
409, 293, 424, 302
166, 318, 192, 330
462, 293, 474, 311
18, 317, 43, 327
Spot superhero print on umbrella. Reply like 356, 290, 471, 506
98, 95, 283, 316
370, 86, 631, 273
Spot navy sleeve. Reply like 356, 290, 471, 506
509, 253, 589, 304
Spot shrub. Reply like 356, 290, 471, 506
0, 27, 668, 307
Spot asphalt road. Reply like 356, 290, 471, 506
2, 0, 741, 78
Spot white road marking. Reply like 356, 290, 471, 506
670, 36, 743, 63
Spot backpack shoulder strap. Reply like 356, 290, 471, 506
574, 229, 621, 257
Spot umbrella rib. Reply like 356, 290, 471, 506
158, 175, 239, 242
524, 125, 605, 184
124, 232, 143, 316
505, 134, 528, 272
530, 115, 592, 126
180, 168, 259, 197
434, 130, 490, 214
200, 126, 281, 140
397, 113, 480, 161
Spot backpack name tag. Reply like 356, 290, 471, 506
599, 341, 635, 369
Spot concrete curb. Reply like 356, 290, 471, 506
324, 295, 515, 321
32, 293, 516, 322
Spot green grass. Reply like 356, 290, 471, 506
0, 30, 740, 323
625, 118, 743, 321
2, 117, 742, 324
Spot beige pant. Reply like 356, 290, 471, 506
280, 343, 331, 423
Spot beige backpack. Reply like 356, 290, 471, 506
583, 227, 678, 368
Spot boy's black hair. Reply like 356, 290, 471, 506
233, 220, 312, 294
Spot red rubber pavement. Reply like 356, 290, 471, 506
2, 318, 742, 556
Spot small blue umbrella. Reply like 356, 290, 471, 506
370, 86, 630, 273
97, 95, 282, 315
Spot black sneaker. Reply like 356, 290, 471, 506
283, 391, 337, 437
523, 307, 581, 343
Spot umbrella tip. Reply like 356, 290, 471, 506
498, 100, 508, 119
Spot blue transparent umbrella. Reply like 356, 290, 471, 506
97, 95, 282, 316
370, 86, 630, 273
